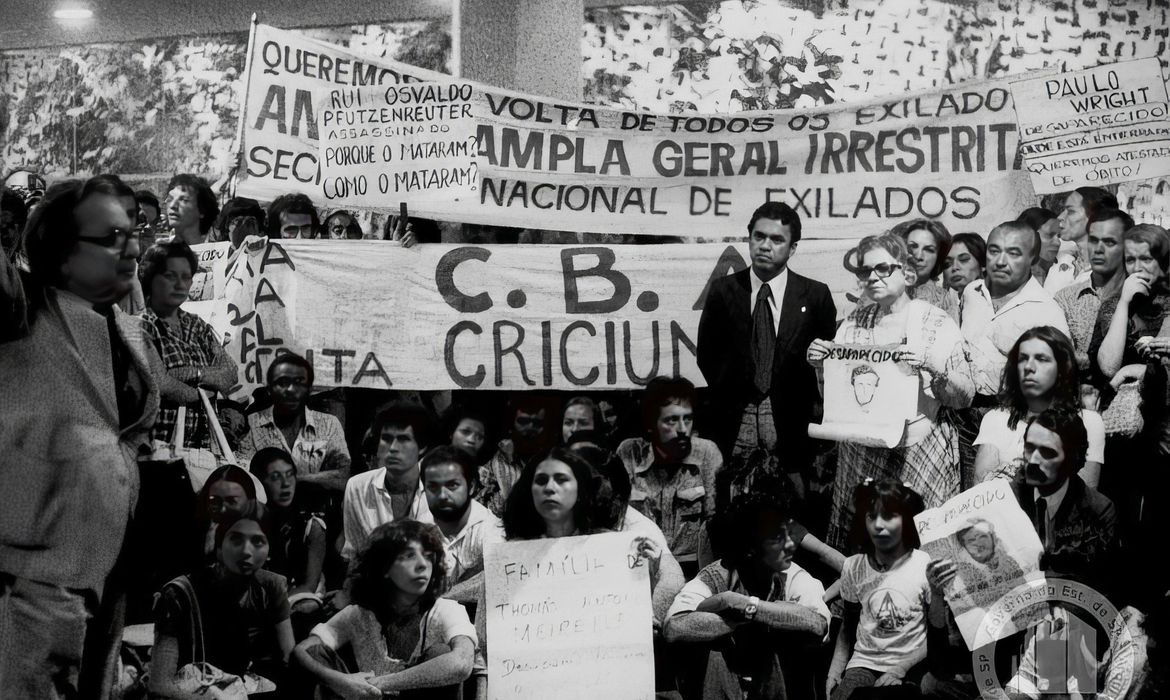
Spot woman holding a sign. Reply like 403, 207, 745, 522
808, 233, 974, 551
501, 446, 677, 619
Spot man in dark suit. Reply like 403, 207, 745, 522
697, 201, 837, 505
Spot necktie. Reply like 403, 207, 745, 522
1035, 497, 1047, 547
752, 284, 775, 397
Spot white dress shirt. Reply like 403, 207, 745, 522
749, 266, 788, 335
342, 467, 433, 560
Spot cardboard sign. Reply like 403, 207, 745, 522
237, 23, 1034, 239
1011, 58, 1170, 192
915, 480, 1045, 648
808, 343, 920, 448
318, 81, 479, 206
483, 533, 655, 700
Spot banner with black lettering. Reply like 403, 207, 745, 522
1010, 57, 1170, 193
212, 239, 804, 396
238, 24, 1035, 239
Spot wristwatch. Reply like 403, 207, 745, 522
743, 595, 759, 620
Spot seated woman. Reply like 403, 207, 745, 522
250, 447, 327, 640
560, 395, 597, 444
663, 492, 831, 700
149, 515, 294, 699
293, 520, 476, 700
441, 403, 492, 464
973, 326, 1105, 487
809, 233, 974, 550
196, 464, 264, 559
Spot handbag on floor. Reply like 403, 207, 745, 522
160, 576, 276, 698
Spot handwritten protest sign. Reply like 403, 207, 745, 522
807, 343, 919, 448
237, 23, 1033, 239
318, 81, 479, 206
483, 533, 654, 700
915, 480, 1045, 648
187, 241, 232, 302
1011, 58, 1170, 193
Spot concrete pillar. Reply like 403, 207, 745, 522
453, 0, 583, 102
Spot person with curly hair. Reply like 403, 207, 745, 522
163, 174, 219, 246
664, 491, 830, 700
293, 520, 476, 700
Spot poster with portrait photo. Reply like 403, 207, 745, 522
915, 479, 1045, 648
808, 343, 919, 448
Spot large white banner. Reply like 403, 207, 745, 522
212, 239, 797, 396
237, 24, 1035, 239
483, 533, 655, 700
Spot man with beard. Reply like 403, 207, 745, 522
477, 393, 558, 516
1000, 409, 1117, 697
421, 446, 502, 598
617, 377, 722, 575
1, 175, 160, 698
1010, 408, 1116, 592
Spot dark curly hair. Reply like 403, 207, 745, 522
166, 174, 219, 235
350, 520, 448, 624
709, 489, 793, 572
502, 446, 604, 540
266, 193, 320, 239
999, 326, 1080, 430
847, 478, 925, 554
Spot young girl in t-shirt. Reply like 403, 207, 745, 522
293, 520, 477, 699
827, 479, 931, 700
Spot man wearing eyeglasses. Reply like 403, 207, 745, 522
960, 221, 1070, 403
0, 175, 161, 698
697, 201, 837, 503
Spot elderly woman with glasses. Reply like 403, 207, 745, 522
139, 240, 238, 458
807, 233, 973, 550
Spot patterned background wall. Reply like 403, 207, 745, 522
2, 1, 1168, 222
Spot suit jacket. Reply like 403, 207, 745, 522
1010, 471, 1117, 597
0, 274, 159, 594
697, 268, 837, 468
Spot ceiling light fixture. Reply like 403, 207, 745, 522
53, 7, 94, 20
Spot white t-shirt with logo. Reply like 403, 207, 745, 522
840, 549, 931, 674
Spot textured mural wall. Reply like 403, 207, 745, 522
0, 21, 450, 179
581, 0, 1170, 224
2, 1, 1168, 223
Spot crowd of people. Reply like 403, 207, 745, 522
2, 171, 1170, 700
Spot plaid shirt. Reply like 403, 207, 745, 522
617, 437, 722, 562
141, 308, 219, 448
